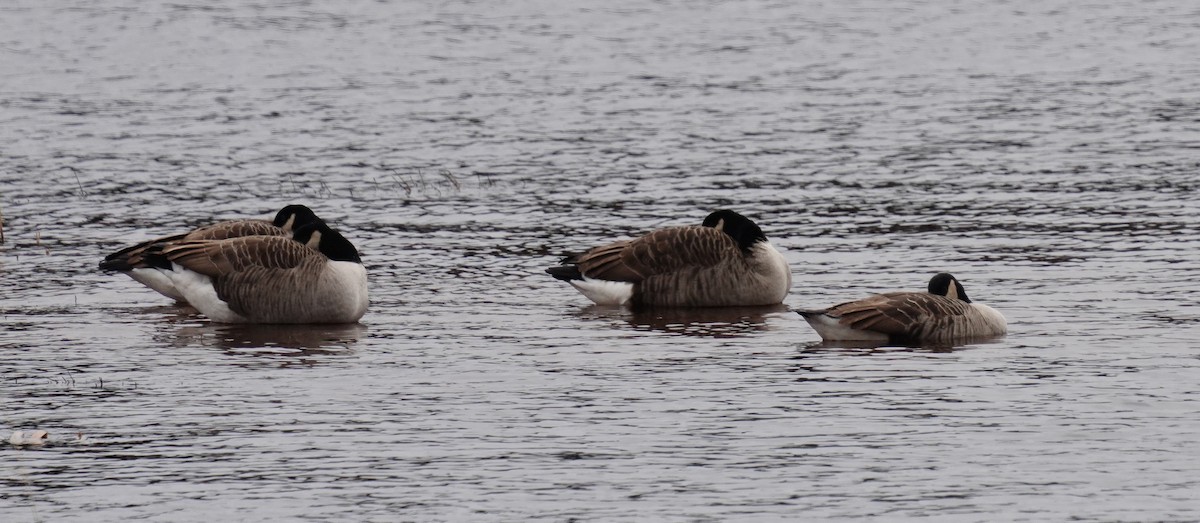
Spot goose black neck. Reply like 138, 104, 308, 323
273, 204, 321, 232
701, 209, 767, 251
293, 222, 362, 263
928, 272, 970, 302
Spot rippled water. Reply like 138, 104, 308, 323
3, 1, 1200, 521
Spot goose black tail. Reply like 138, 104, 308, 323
99, 233, 187, 272
545, 264, 583, 282
98, 256, 134, 272
140, 244, 175, 270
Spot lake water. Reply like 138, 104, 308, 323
3, 0, 1199, 521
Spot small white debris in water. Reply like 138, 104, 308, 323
9, 430, 49, 446
74, 433, 92, 444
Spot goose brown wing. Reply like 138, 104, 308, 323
828, 292, 972, 338
162, 235, 317, 278
100, 232, 190, 270
183, 219, 282, 241
100, 219, 282, 270
572, 239, 638, 281
164, 236, 327, 319
574, 226, 741, 282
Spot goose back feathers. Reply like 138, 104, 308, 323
145, 221, 367, 324
547, 210, 791, 307
797, 273, 1006, 343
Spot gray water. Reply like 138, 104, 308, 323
3, 1, 1200, 521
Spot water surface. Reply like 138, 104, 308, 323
3, 1, 1199, 521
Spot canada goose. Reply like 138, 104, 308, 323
545, 210, 791, 307
98, 204, 321, 302
140, 221, 368, 324
796, 273, 1007, 343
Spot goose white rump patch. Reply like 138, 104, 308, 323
569, 277, 634, 306
127, 268, 185, 302
164, 265, 245, 323
802, 314, 890, 341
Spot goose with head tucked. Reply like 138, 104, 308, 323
142, 220, 368, 324
797, 273, 1006, 343
546, 209, 791, 307
98, 204, 321, 302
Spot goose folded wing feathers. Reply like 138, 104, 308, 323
159, 236, 329, 319
572, 239, 639, 281
188, 219, 287, 241
576, 226, 741, 282
632, 226, 740, 271
829, 294, 913, 334
100, 232, 190, 271
830, 292, 973, 338
162, 236, 315, 278
100, 219, 284, 271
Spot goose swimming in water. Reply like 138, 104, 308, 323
797, 272, 1007, 343
98, 204, 321, 302
140, 220, 368, 324
546, 209, 791, 307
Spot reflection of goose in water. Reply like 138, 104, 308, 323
546, 210, 791, 307
574, 304, 790, 338
168, 322, 367, 354
798, 335, 1006, 353
797, 273, 1006, 346
124, 305, 365, 357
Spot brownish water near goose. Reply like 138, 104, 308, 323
3, 1, 1200, 521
